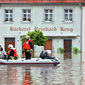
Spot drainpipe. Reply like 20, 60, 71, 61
80, 3, 82, 61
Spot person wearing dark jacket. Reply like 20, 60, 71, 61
40, 50, 58, 61
23, 35, 33, 59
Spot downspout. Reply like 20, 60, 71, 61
80, 3, 83, 82
80, 3, 82, 57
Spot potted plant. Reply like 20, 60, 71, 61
57, 48, 64, 53
73, 47, 80, 54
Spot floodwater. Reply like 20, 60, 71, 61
0, 53, 83, 85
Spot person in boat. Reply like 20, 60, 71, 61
23, 35, 33, 59
0, 45, 6, 59
6, 44, 18, 60
40, 50, 58, 61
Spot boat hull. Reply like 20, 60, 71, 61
0, 58, 60, 66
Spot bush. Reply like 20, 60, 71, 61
22, 30, 47, 46
73, 47, 80, 54
21, 35, 26, 43
57, 48, 64, 53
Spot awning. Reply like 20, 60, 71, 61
44, 34, 78, 38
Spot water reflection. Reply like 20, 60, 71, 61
0, 54, 82, 85
64, 52, 72, 59
23, 68, 31, 85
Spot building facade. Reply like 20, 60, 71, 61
0, 0, 83, 57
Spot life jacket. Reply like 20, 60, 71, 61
23, 40, 33, 50
8, 49, 18, 57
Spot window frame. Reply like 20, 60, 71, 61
4, 9, 14, 23
43, 7, 55, 24
21, 8, 32, 24
63, 7, 74, 23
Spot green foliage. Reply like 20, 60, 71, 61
22, 30, 47, 46
73, 47, 80, 54
57, 48, 64, 53
21, 35, 26, 43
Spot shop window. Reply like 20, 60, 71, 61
64, 9, 73, 22
4, 9, 13, 23
44, 9, 53, 22
22, 9, 31, 22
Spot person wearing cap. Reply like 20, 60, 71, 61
23, 35, 33, 59
6, 44, 18, 60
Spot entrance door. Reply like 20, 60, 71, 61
5, 38, 15, 53
44, 39, 52, 55
64, 39, 72, 59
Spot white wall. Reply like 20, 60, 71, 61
0, 4, 81, 57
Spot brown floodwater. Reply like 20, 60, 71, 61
0, 53, 83, 85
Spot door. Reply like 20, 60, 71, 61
44, 39, 52, 55
5, 38, 15, 53
64, 39, 72, 59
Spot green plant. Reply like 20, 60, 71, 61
22, 30, 47, 46
73, 47, 80, 54
57, 48, 64, 53
21, 35, 26, 43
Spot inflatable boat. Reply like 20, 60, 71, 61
0, 58, 60, 66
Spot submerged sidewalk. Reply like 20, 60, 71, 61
82, 52, 85, 85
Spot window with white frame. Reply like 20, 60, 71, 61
22, 9, 31, 22
4, 9, 13, 22
44, 9, 53, 22
64, 9, 73, 22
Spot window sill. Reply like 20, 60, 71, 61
42, 21, 54, 24
63, 21, 73, 24
21, 21, 32, 24
3, 21, 14, 24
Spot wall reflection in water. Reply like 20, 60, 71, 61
0, 54, 82, 85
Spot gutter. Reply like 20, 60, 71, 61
0, 2, 83, 5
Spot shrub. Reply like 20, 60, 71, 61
57, 48, 64, 53
22, 30, 47, 46
73, 47, 80, 54
21, 35, 26, 43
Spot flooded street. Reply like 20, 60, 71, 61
0, 53, 83, 85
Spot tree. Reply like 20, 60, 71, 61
22, 30, 47, 46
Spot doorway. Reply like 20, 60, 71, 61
44, 39, 52, 56
5, 38, 15, 53
64, 39, 72, 59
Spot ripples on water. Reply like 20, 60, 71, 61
0, 54, 82, 85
